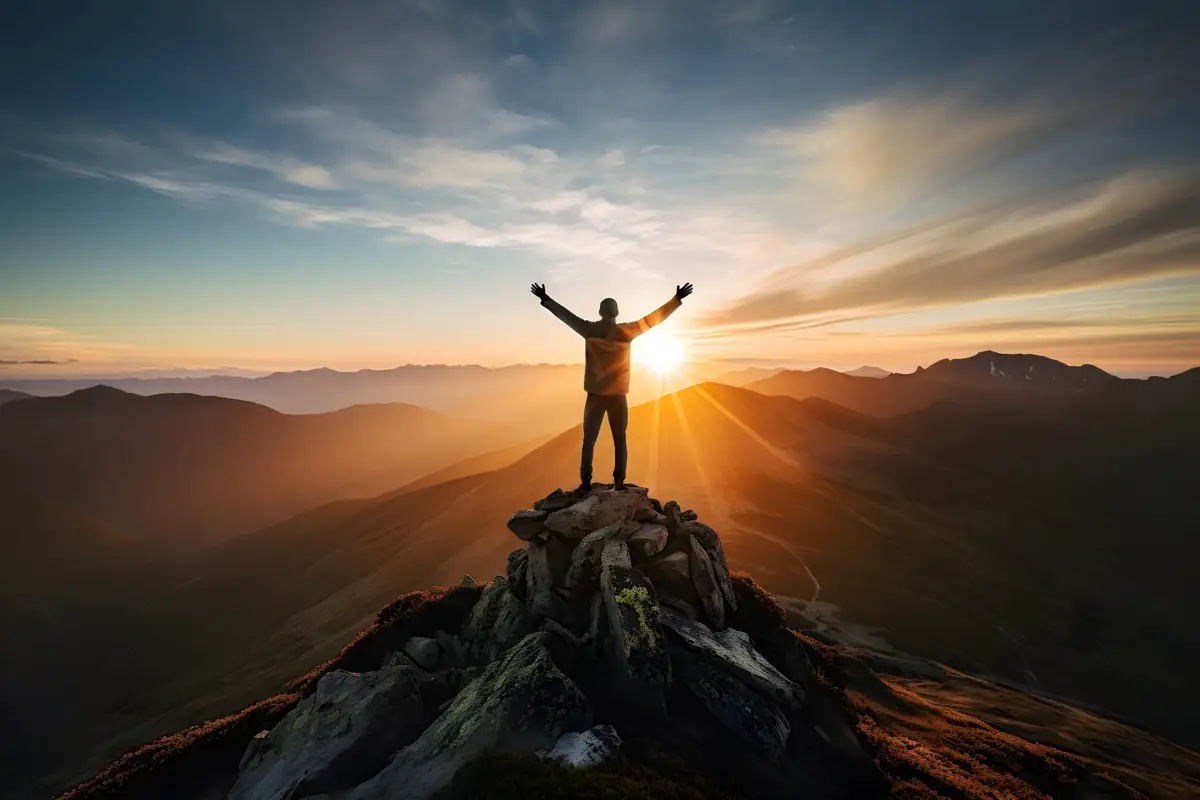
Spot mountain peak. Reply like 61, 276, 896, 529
843, 365, 890, 378
51, 384, 140, 408
925, 351, 1115, 388
219, 485, 868, 800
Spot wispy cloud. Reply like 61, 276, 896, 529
192, 142, 337, 189
759, 92, 1048, 200
0, 359, 77, 365
17, 96, 746, 276
704, 170, 1200, 333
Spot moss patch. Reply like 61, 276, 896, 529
614, 585, 656, 657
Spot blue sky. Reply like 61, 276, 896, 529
2, 0, 1198, 377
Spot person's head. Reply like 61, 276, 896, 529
599, 297, 619, 319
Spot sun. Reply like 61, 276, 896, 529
635, 331, 686, 376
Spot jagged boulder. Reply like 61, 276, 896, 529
545, 724, 622, 768
671, 646, 792, 760
460, 578, 532, 664
563, 527, 608, 589
506, 547, 528, 600
526, 536, 572, 618
403, 637, 440, 670
507, 508, 548, 540
660, 608, 803, 711
600, 562, 670, 719
661, 596, 700, 619
628, 522, 668, 558
649, 550, 690, 582
230, 666, 427, 800
534, 488, 579, 512
544, 487, 652, 539
687, 520, 738, 612
348, 632, 591, 800
688, 535, 726, 629
661, 608, 804, 760
600, 536, 632, 570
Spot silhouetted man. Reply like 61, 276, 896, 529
532, 282, 693, 492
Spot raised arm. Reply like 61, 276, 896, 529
531, 283, 589, 337
627, 282, 693, 337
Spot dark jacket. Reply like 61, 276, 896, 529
541, 295, 682, 395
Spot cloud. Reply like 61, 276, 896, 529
760, 92, 1048, 199
759, 44, 1200, 205
418, 73, 551, 138
194, 142, 337, 189
705, 170, 1200, 332
0, 359, 77, 365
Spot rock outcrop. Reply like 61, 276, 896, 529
349, 632, 591, 800
544, 724, 622, 768
230, 666, 427, 800
226, 485, 870, 799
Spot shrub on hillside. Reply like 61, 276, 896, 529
55, 692, 298, 800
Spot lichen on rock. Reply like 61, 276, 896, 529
613, 585, 656, 657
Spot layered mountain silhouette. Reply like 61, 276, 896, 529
0, 364, 584, 415
0, 386, 522, 547
4, 352, 1198, 798
842, 365, 890, 378
0, 387, 33, 406
749, 350, 1122, 415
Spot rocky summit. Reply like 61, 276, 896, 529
224, 486, 881, 799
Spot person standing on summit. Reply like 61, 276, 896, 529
531, 282, 693, 492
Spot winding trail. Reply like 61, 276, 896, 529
734, 525, 822, 605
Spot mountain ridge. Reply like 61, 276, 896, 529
0, 386, 512, 547
0, 387, 33, 406
747, 349, 1183, 417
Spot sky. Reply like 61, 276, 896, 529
2, 0, 1199, 378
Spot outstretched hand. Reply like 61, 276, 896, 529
675, 282, 694, 301
530, 283, 547, 300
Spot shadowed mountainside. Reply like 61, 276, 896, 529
0, 387, 33, 406
0, 386, 517, 547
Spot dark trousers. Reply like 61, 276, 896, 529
581, 393, 628, 484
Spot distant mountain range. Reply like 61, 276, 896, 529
1, 361, 891, 414
3, 350, 1198, 796
747, 350, 1135, 415
0, 364, 583, 414
0, 386, 521, 547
